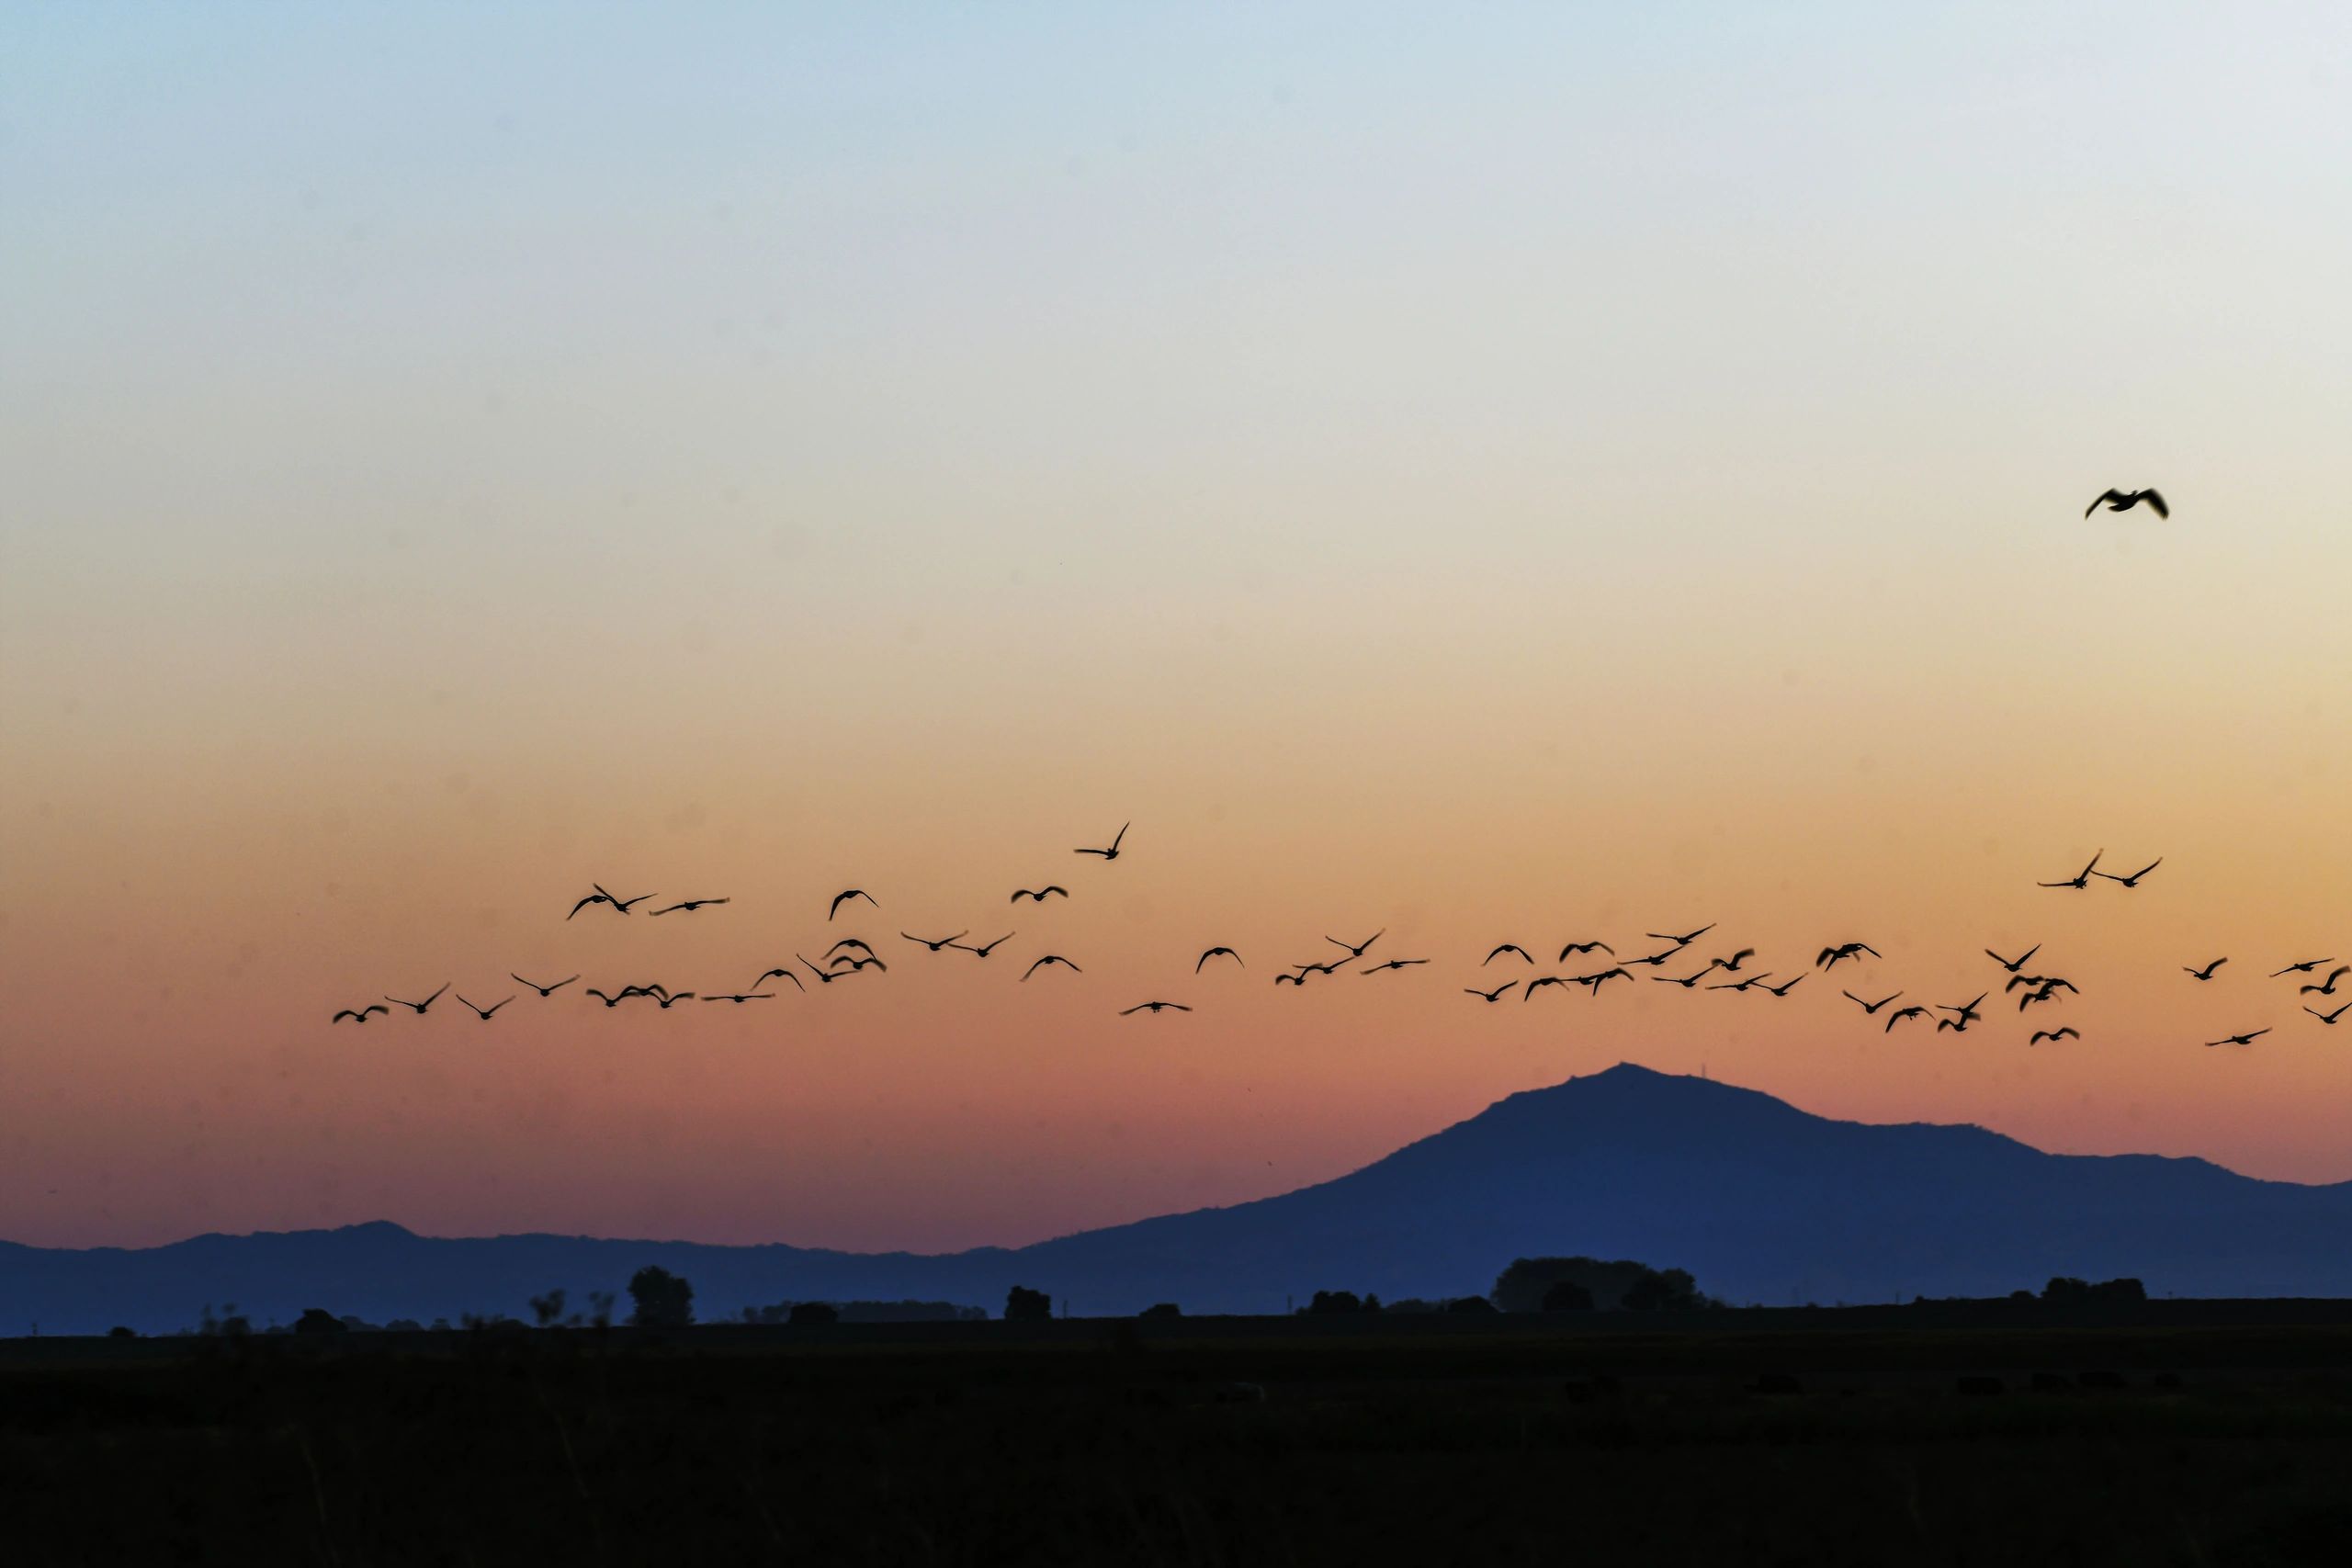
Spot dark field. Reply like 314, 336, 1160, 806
10, 1314, 2352, 1565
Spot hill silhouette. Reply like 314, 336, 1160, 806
10, 1065, 2352, 1333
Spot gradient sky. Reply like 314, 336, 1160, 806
6, 5, 2352, 1256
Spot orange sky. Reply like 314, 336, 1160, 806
5, 6, 2351, 1253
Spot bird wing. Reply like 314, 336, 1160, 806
2086, 490, 2125, 516
2143, 490, 2167, 517
567, 897, 600, 919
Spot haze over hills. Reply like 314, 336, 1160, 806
10, 1064, 2352, 1335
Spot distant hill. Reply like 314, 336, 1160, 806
10, 1064, 2352, 1334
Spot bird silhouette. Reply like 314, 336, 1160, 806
2205, 1029, 2270, 1048
1986, 945, 2042, 975
1485, 943, 1534, 966
1286, 958, 1349, 981
2039, 852, 2103, 889
567, 884, 653, 919
2085, 487, 2167, 519
583, 987, 638, 1008
650, 897, 730, 916
829, 889, 876, 919
332, 1005, 390, 1024
1522, 976, 1573, 1000
836, 954, 888, 974
1466, 982, 1519, 1002
796, 956, 848, 987
1580, 967, 1638, 995
650, 989, 695, 1009
1119, 1000, 1190, 1016
1710, 972, 1775, 992
1884, 1005, 1930, 1033
1023, 954, 1081, 981
2092, 858, 2162, 889
1844, 989, 1903, 1015
1705, 948, 1758, 974
1648, 924, 1715, 948
384, 984, 450, 1016
902, 931, 969, 953
1362, 958, 1430, 975
1816, 942, 1880, 970
750, 966, 807, 993
1195, 946, 1244, 973
1758, 976, 1805, 998
702, 992, 775, 1004
1653, 969, 1712, 989
1011, 886, 1069, 904
1939, 993, 1988, 1027
1935, 1017, 1971, 1034
1623, 947, 1683, 968
951, 933, 1015, 958
2307, 1002, 2351, 1025
2184, 958, 2228, 981
457, 995, 512, 1021
1558, 941, 1615, 960
827, 939, 877, 959
1074, 823, 1129, 861
512, 974, 579, 998
2029, 1027, 2080, 1046
2302, 965, 2352, 996
1326, 930, 1385, 959
2272, 958, 2335, 977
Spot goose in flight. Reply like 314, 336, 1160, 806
1579, 966, 1638, 995
1647, 924, 1714, 948
1935, 1017, 1971, 1034
512, 974, 579, 998
1326, 930, 1385, 960
568, 885, 651, 919
796, 956, 849, 987
2205, 1029, 2270, 1048
829, 889, 877, 920
2272, 957, 2335, 977
1986, 945, 2041, 975
1758, 976, 1804, 998
1011, 886, 1069, 904
1195, 946, 1244, 973
1465, 982, 1519, 1003
1939, 993, 1988, 1028
902, 931, 969, 953
2184, 957, 2228, 981
332, 1005, 390, 1024
1558, 941, 1614, 960
2307, 1002, 2351, 1025
1522, 976, 1573, 1000
2029, 1027, 2081, 1046
826, 939, 876, 959
703, 992, 775, 1004
1653, 969, 1713, 989
951, 932, 1015, 958
1362, 958, 1430, 975
384, 984, 450, 1016
1285, 958, 1349, 982
750, 966, 808, 993
2039, 852, 2103, 889
2085, 487, 2167, 519
2092, 858, 2162, 889
1119, 1000, 1190, 1016
1622, 947, 1683, 969
2300, 965, 2352, 997
457, 995, 513, 1021
650, 989, 696, 1008
1883, 1005, 1930, 1032
650, 897, 730, 916
1844, 989, 1903, 1015
1073, 823, 1130, 861
1023, 954, 1081, 981
583, 987, 640, 1008
1816, 942, 1880, 971
835, 954, 888, 975
1710, 972, 1775, 992
1485, 944, 1534, 966
1705, 948, 1758, 974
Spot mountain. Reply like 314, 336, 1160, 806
10, 1064, 2352, 1334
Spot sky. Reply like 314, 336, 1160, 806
5, 4, 2352, 1256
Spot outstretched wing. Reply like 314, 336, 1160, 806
2086, 489, 2125, 517
2143, 489, 2167, 518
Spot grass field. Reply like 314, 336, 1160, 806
8, 1316, 2352, 1565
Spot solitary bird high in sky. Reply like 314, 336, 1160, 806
1073, 823, 1129, 861
2085, 487, 2167, 519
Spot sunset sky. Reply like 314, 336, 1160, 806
6, 5, 2352, 1257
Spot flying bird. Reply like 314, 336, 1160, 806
1986, 945, 2042, 975
2301, 966, 2352, 997
568, 884, 652, 919
2306, 1003, 2351, 1025
1653, 969, 1712, 989
1816, 942, 1880, 970
2028, 1028, 2080, 1046
829, 889, 876, 919
2272, 958, 2336, 977
1522, 976, 1573, 1000
1622, 948, 1683, 969
1705, 948, 1758, 974
512, 974, 579, 998
1023, 954, 1081, 981
1939, 993, 1988, 1028
2205, 1029, 2270, 1048
1195, 947, 1244, 973
836, 954, 888, 974
1011, 886, 1069, 904
1362, 958, 1430, 975
750, 966, 808, 993
331, 1005, 390, 1024
1073, 823, 1130, 861
1758, 976, 1805, 998
703, 993, 774, 1005
2039, 852, 2103, 890
902, 931, 969, 953
1465, 982, 1519, 1003
2092, 858, 2162, 889
384, 984, 450, 1016
796, 956, 848, 987
1287, 958, 1349, 981
1935, 1017, 1971, 1034
583, 987, 638, 1008
1580, 967, 1638, 995
1326, 930, 1385, 959
1844, 990, 1903, 1015
2184, 958, 2228, 981
951, 933, 1015, 958
2085, 487, 2167, 519
457, 996, 512, 1021
650, 989, 696, 1008
1647, 924, 1715, 948
1119, 1000, 1191, 1016
1485, 944, 1534, 966
827, 939, 877, 959
650, 897, 730, 916
1710, 972, 1775, 992
1557, 941, 1614, 960
1884, 1005, 1930, 1033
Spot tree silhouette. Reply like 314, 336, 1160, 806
529, 1289, 567, 1327
787, 1301, 838, 1326
1004, 1285, 1052, 1322
1542, 1280, 1596, 1312
1620, 1267, 1701, 1311
293, 1307, 348, 1336
627, 1266, 695, 1329
1140, 1303, 1182, 1318
1306, 1290, 1365, 1314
